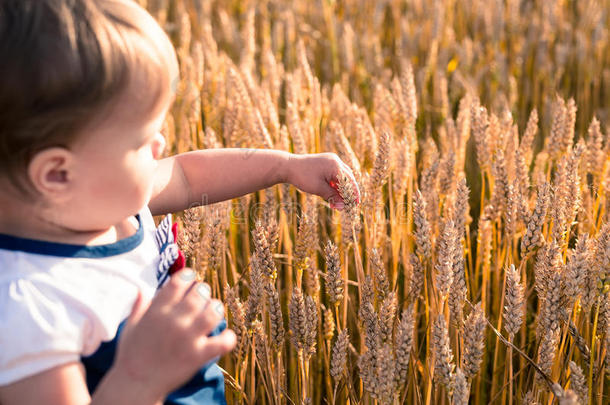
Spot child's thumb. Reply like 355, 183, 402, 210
125, 291, 150, 330
198, 329, 237, 362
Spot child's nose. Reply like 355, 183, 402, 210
152, 132, 166, 159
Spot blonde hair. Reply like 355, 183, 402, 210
0, 0, 178, 193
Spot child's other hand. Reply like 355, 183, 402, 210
110, 269, 236, 402
286, 153, 360, 210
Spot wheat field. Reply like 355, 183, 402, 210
140, 1, 609, 404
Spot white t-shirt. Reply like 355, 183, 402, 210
0, 208, 179, 385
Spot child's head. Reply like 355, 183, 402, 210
0, 0, 178, 231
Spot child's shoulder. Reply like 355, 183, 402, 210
0, 232, 155, 327
0, 207, 161, 288
0, 269, 90, 385
0, 213, 160, 386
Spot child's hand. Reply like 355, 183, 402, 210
286, 153, 360, 210
106, 269, 236, 403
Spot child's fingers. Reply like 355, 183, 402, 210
192, 299, 225, 336
327, 190, 345, 210
157, 268, 198, 306
328, 163, 361, 209
178, 282, 212, 317
340, 161, 361, 202
197, 329, 237, 361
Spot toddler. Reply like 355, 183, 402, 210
0, 1, 358, 404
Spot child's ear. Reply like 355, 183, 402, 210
28, 148, 74, 199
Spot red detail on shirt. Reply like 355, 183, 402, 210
169, 222, 186, 274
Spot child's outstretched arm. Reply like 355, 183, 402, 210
149, 148, 359, 215
0, 269, 235, 405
